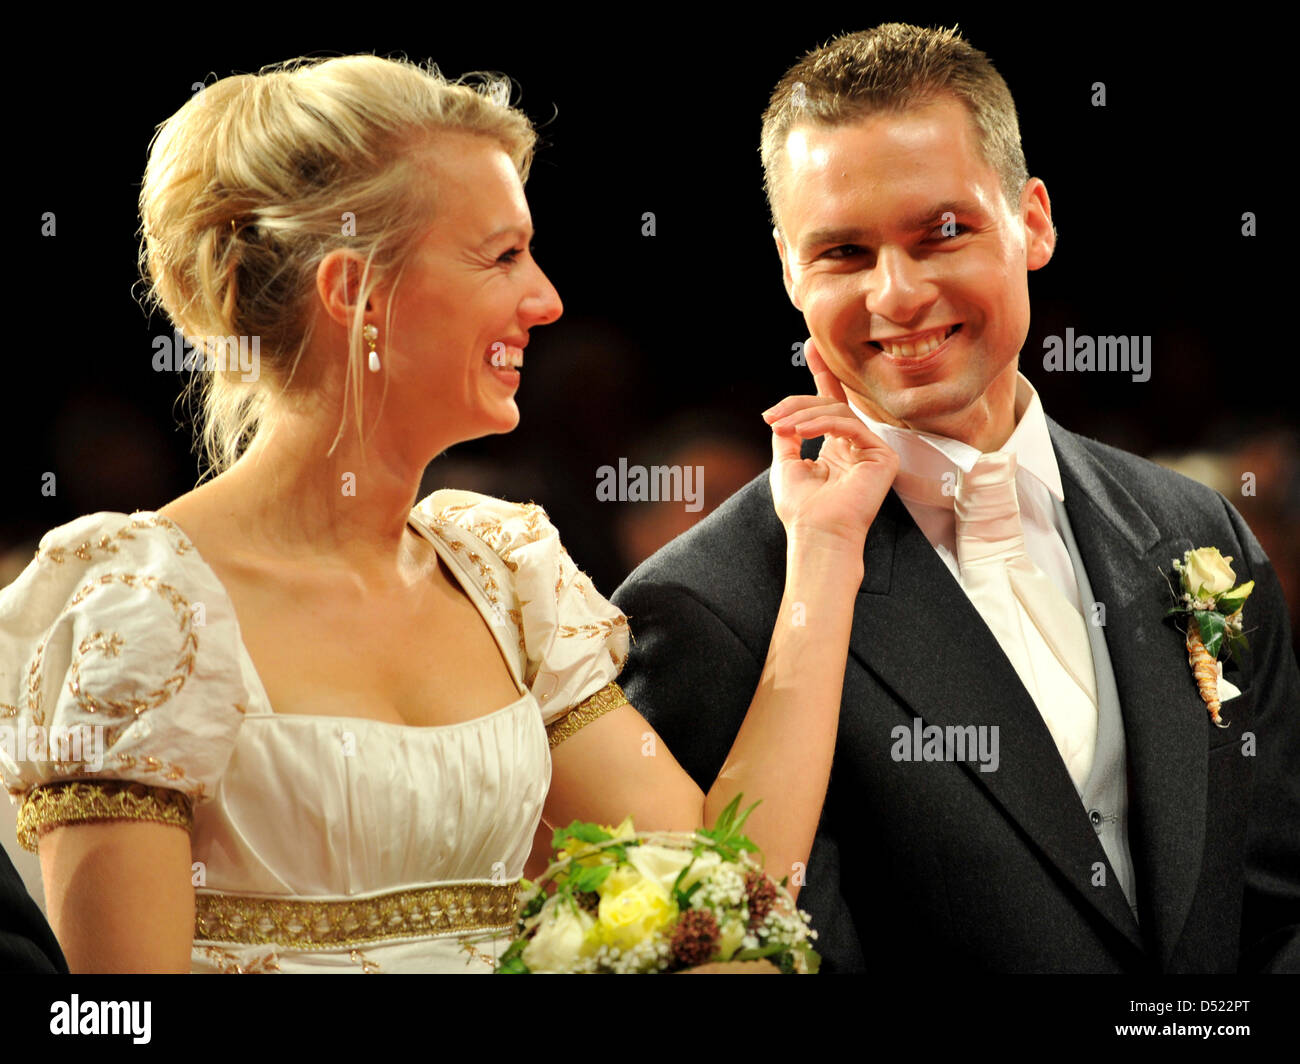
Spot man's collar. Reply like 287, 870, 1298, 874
847, 373, 1065, 502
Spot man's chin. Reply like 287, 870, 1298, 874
847, 386, 948, 428
849, 383, 987, 435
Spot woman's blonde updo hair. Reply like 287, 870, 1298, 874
138, 54, 536, 477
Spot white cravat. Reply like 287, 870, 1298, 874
850, 376, 1082, 612
954, 452, 1098, 791
848, 376, 1100, 792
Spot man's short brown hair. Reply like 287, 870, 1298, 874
761, 24, 1029, 232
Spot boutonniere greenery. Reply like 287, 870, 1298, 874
1165, 547, 1253, 728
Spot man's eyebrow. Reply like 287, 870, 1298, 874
799, 200, 986, 251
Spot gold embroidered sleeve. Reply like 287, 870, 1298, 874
16, 779, 194, 852
545, 681, 630, 748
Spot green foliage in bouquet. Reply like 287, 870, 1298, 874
497, 795, 819, 974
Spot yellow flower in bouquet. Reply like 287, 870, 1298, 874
596, 866, 678, 950
497, 796, 821, 973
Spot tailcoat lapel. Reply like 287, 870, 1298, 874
848, 444, 1148, 953
1048, 420, 1212, 967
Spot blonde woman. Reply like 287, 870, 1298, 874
0, 55, 897, 973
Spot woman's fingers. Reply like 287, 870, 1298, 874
775, 403, 894, 462
762, 338, 850, 426
789, 414, 889, 453
767, 400, 863, 440
769, 409, 811, 466
804, 338, 848, 403
763, 394, 841, 427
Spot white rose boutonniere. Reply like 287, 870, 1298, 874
1166, 547, 1254, 728
1181, 546, 1237, 598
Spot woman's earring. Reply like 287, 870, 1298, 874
364, 323, 380, 373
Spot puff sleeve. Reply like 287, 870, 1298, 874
412, 491, 631, 744
0, 513, 248, 851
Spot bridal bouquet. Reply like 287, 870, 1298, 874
497, 797, 819, 973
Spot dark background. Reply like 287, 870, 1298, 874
6, 11, 1295, 633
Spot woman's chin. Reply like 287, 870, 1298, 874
424, 405, 521, 453
476, 401, 521, 436
494, 401, 521, 432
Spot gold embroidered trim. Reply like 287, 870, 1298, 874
413, 499, 629, 670
194, 881, 520, 949
9, 570, 201, 794
65, 574, 198, 727
6, 514, 201, 796
16, 779, 193, 852
458, 939, 500, 969
413, 508, 525, 656
198, 945, 281, 974
35, 514, 192, 566
428, 499, 551, 573
546, 681, 629, 748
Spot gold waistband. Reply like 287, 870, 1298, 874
194, 881, 519, 950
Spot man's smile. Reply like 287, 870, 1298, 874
868, 323, 962, 358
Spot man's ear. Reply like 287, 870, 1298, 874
774, 226, 802, 311
1020, 178, 1055, 272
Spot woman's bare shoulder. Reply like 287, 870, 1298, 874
156, 482, 221, 534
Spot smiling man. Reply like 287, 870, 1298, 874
772, 93, 1049, 453
613, 24, 1300, 973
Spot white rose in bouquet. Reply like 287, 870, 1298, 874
626, 845, 694, 892
498, 796, 820, 973
521, 901, 595, 972
628, 845, 722, 894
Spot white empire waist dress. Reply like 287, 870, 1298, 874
0, 490, 630, 973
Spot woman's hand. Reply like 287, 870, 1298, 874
763, 338, 898, 551
545, 337, 900, 896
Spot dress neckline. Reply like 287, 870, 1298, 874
405, 507, 529, 696
125, 508, 533, 733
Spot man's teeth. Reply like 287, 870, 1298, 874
878, 327, 954, 358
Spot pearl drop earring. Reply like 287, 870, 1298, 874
364, 323, 380, 372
